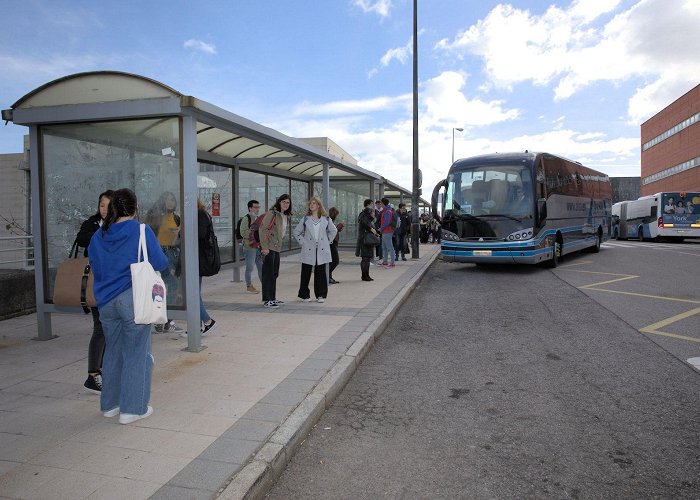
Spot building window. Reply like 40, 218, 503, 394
643, 112, 700, 151
642, 156, 700, 185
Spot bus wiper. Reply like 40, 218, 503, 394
485, 214, 523, 222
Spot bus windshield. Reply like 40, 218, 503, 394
444, 165, 534, 220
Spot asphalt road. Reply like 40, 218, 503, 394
266, 248, 700, 499
554, 239, 700, 367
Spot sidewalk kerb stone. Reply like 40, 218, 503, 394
216, 460, 270, 500
311, 354, 356, 404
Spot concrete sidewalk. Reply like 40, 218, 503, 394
0, 245, 439, 499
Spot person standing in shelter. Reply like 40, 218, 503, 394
293, 197, 337, 303
394, 203, 410, 262
88, 188, 168, 425
373, 199, 384, 264
328, 207, 344, 284
379, 197, 396, 267
357, 199, 379, 281
239, 199, 263, 293
260, 194, 292, 308
76, 189, 113, 393
181, 199, 218, 339
145, 191, 183, 333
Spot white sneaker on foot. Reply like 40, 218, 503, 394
119, 406, 153, 424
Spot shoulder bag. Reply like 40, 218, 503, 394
363, 232, 380, 246
53, 239, 95, 313
131, 224, 168, 325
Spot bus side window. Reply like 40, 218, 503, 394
650, 206, 657, 218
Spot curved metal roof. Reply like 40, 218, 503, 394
11, 71, 181, 109
6, 71, 427, 201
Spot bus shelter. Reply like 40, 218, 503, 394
3, 71, 416, 351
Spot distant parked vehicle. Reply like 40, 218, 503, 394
612, 191, 700, 241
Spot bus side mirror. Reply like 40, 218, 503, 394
537, 198, 547, 226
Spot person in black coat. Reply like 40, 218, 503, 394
192, 199, 217, 337
356, 199, 379, 281
75, 189, 113, 393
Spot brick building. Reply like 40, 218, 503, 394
640, 84, 700, 196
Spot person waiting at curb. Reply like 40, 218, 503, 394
357, 199, 379, 281
76, 189, 114, 393
259, 194, 292, 308
379, 197, 396, 267
88, 188, 168, 425
293, 197, 337, 303
328, 206, 344, 284
239, 199, 263, 293
394, 203, 410, 262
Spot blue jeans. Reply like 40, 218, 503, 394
161, 246, 180, 307
99, 288, 153, 415
199, 277, 210, 324
382, 232, 395, 264
243, 245, 262, 286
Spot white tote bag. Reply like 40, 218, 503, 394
131, 223, 167, 325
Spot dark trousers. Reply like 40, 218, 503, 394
261, 250, 281, 302
329, 242, 339, 279
395, 233, 407, 259
360, 257, 371, 279
88, 307, 105, 374
298, 261, 328, 299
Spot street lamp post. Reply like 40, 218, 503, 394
411, 0, 420, 259
452, 127, 464, 164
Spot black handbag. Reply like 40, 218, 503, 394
363, 232, 380, 246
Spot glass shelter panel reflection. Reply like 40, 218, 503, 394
41, 118, 183, 307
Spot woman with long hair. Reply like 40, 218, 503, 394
88, 188, 168, 424
293, 197, 337, 303
76, 189, 113, 393
259, 194, 292, 308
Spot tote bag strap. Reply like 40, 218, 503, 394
137, 223, 149, 263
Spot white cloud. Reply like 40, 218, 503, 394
184, 39, 217, 55
435, 0, 700, 123
292, 94, 410, 117
353, 0, 392, 19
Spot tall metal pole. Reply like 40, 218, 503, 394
451, 127, 463, 164
411, 0, 420, 259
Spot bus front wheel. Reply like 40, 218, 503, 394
544, 239, 561, 268
591, 232, 601, 253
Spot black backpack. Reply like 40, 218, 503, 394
235, 214, 251, 243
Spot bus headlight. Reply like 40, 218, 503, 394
506, 228, 533, 241
442, 230, 459, 241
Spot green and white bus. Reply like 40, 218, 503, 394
432, 152, 612, 267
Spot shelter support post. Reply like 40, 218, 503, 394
182, 115, 205, 352
322, 163, 330, 209
30, 126, 56, 340
232, 163, 241, 283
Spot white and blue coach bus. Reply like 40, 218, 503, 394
431, 152, 613, 267
612, 192, 700, 241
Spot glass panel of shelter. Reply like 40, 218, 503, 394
41, 117, 183, 308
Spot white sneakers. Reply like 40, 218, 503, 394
118, 406, 153, 425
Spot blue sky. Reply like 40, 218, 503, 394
2, 0, 699, 192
